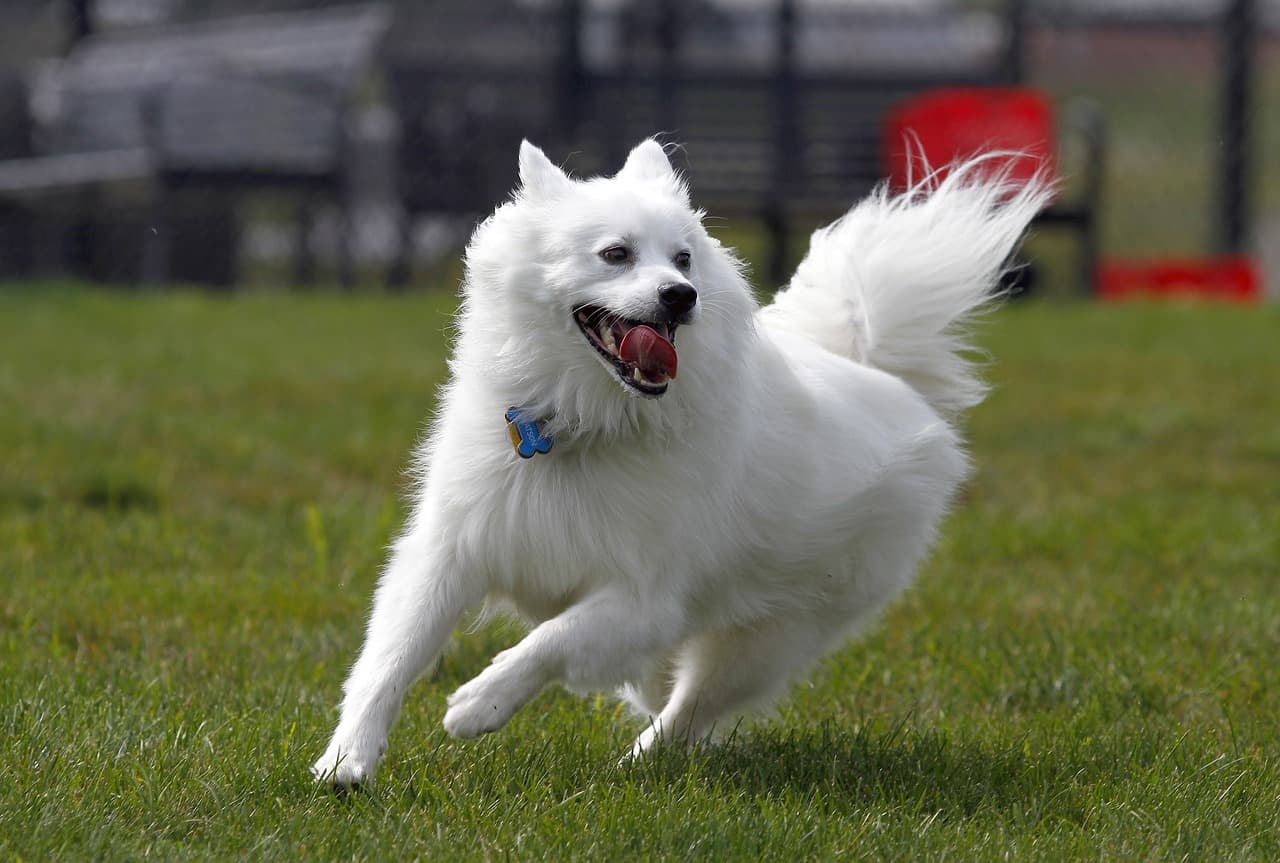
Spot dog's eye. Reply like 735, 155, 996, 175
600, 246, 630, 265
674, 251, 692, 270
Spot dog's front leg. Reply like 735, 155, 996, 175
313, 526, 477, 787
443, 588, 679, 739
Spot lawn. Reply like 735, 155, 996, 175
1, 286, 1277, 860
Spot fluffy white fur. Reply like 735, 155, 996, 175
313, 139, 1051, 786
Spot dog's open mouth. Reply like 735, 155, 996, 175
573, 305, 679, 396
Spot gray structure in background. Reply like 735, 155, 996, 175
0, 0, 1274, 290
0, 3, 390, 286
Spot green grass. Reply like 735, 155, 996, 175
2, 286, 1278, 860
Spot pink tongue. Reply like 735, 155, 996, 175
618, 325, 678, 379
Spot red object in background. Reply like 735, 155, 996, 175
1098, 256, 1261, 303
884, 87, 1056, 193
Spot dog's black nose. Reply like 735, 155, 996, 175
658, 282, 698, 315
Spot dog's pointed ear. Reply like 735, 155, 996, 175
617, 139, 676, 183
518, 140, 572, 199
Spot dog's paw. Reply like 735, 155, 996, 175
624, 722, 673, 762
442, 673, 517, 739
627, 727, 657, 761
443, 653, 543, 739
623, 718, 709, 763
311, 735, 383, 789
442, 693, 508, 740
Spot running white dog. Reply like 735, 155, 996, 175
313, 139, 1048, 786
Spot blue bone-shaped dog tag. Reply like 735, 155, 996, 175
506, 408, 554, 459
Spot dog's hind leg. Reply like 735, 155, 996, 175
312, 525, 477, 788
628, 614, 836, 758
617, 653, 678, 718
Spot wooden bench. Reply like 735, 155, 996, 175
0, 3, 390, 286
390, 0, 1103, 292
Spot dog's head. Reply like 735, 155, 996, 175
458, 139, 756, 441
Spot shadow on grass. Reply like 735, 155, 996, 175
624, 722, 1081, 820
76, 472, 163, 512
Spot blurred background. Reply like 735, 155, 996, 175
0, 0, 1275, 299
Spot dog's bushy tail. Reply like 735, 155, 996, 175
758, 158, 1054, 416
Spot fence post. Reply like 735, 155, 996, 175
64, 0, 95, 280
1004, 0, 1027, 83
557, 0, 585, 146
1217, 0, 1255, 254
66, 0, 92, 52
656, 0, 680, 135
767, 0, 797, 287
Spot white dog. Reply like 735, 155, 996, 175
313, 139, 1048, 786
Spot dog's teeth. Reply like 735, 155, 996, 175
631, 367, 668, 388
600, 325, 617, 353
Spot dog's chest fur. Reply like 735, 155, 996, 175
431, 412, 872, 632
460, 437, 730, 600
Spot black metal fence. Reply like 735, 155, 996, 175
1025, 0, 1273, 261
0, 0, 1274, 294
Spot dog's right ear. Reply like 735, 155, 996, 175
518, 140, 573, 199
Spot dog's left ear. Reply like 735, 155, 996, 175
618, 139, 690, 204
618, 139, 677, 183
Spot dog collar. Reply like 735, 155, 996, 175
505, 407, 553, 459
